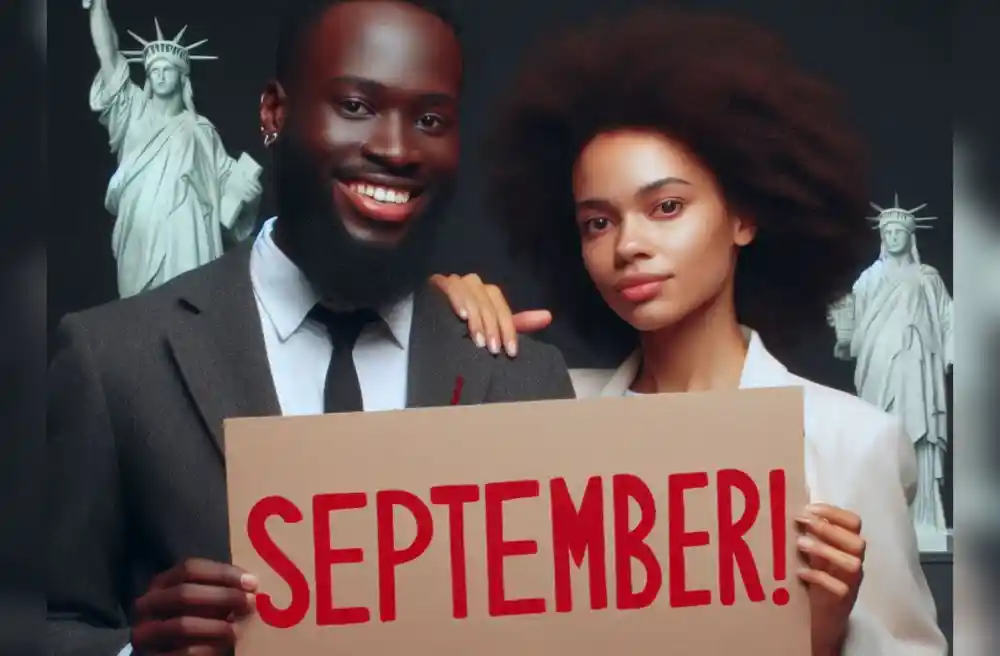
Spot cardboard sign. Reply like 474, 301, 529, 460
226, 388, 810, 655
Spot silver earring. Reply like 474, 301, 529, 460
263, 131, 278, 147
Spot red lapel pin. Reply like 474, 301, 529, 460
450, 376, 465, 406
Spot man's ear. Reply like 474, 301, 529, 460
259, 80, 288, 138
733, 213, 757, 247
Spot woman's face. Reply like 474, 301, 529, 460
572, 130, 755, 332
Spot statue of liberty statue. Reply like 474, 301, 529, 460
84, 0, 263, 297
828, 194, 954, 551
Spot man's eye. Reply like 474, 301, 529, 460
417, 114, 446, 130
338, 100, 372, 117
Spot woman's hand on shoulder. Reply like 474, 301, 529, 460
430, 273, 552, 357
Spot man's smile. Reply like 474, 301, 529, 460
334, 178, 426, 225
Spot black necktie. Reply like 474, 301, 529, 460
310, 306, 380, 413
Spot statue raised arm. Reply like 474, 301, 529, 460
84, 0, 125, 87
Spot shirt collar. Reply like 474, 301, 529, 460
249, 217, 413, 348
604, 326, 788, 396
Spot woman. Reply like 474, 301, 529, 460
432, 7, 946, 654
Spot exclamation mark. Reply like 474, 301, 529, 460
768, 469, 790, 606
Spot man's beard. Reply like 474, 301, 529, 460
273, 144, 453, 310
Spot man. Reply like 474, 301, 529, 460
46, 2, 574, 655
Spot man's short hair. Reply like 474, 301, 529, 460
275, 0, 462, 86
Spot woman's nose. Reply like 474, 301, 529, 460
613, 215, 658, 263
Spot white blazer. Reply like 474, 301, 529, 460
569, 329, 947, 655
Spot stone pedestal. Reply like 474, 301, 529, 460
916, 525, 952, 553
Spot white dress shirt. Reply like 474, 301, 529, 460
570, 328, 948, 655
116, 218, 413, 656
249, 217, 413, 415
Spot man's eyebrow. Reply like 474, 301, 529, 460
326, 75, 457, 104
417, 92, 458, 105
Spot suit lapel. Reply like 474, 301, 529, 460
406, 284, 491, 408
167, 245, 281, 460
168, 267, 488, 452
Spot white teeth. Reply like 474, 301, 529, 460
348, 183, 411, 204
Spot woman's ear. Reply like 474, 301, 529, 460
732, 214, 757, 247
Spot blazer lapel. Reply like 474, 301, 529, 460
406, 284, 491, 408
166, 245, 281, 460
566, 352, 639, 398
593, 350, 641, 397
737, 329, 794, 389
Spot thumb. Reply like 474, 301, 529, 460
512, 310, 552, 333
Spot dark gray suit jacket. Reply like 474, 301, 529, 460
46, 246, 575, 656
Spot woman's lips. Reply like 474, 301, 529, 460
617, 276, 670, 303
335, 180, 423, 223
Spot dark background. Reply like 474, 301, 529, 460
48, 0, 954, 508
47, 0, 953, 643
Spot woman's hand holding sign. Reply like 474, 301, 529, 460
796, 504, 865, 656
131, 558, 258, 655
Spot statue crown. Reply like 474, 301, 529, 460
120, 18, 217, 76
867, 192, 937, 232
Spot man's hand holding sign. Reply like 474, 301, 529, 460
130, 559, 258, 655
223, 388, 820, 654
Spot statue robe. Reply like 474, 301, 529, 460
849, 259, 954, 529
90, 59, 258, 298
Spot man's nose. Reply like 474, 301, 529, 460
362, 112, 418, 170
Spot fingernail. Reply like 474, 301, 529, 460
507, 341, 517, 357
474, 333, 486, 348
805, 504, 823, 513
240, 573, 259, 590
459, 308, 468, 319
797, 536, 814, 549
794, 515, 812, 525
489, 338, 500, 354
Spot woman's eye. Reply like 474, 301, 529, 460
585, 217, 611, 233
657, 200, 683, 216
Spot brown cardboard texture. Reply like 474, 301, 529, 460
225, 387, 809, 654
